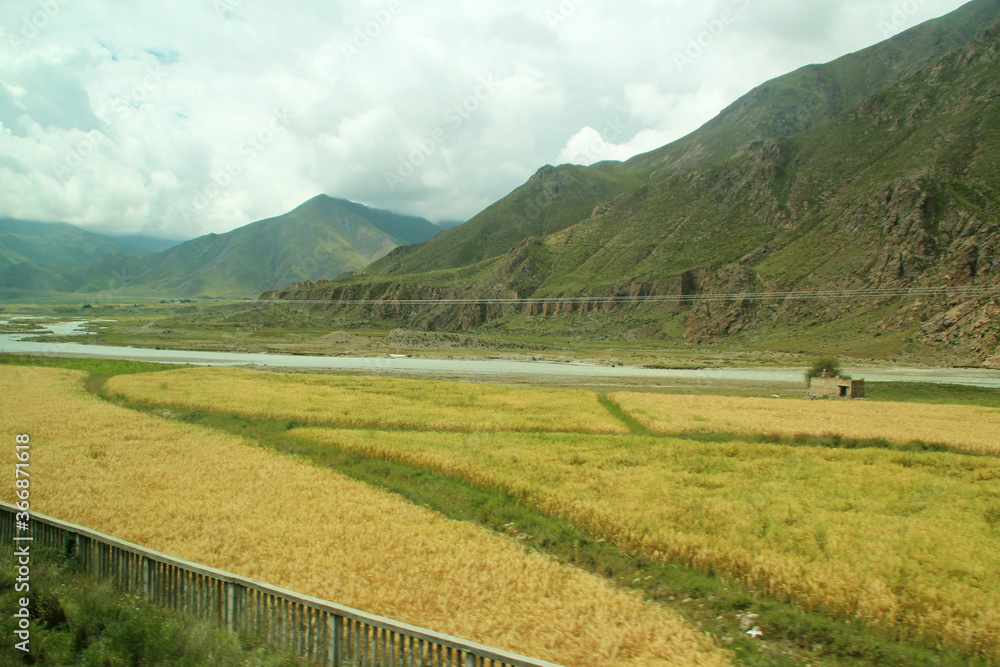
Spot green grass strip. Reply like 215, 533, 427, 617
598, 393, 650, 435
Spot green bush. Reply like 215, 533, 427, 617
804, 357, 849, 383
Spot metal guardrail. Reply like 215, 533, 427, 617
0, 502, 563, 667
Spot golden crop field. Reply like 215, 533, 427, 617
105, 367, 628, 434
292, 427, 1000, 661
610, 392, 1000, 455
0, 366, 725, 667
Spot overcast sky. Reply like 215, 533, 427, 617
0, 0, 972, 240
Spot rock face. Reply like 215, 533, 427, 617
373, 329, 560, 351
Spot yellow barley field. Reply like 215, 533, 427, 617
0, 366, 725, 667
292, 427, 1000, 661
610, 392, 1000, 455
105, 367, 627, 434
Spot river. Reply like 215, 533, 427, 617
2, 318, 999, 388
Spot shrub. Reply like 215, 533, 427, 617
804, 357, 849, 382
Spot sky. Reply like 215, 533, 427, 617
0, 0, 973, 240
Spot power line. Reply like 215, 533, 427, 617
3, 285, 996, 306
259, 285, 1000, 305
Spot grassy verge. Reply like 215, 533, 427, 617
597, 393, 649, 435
0, 545, 305, 666
865, 381, 1000, 408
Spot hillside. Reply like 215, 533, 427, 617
0, 218, 163, 300
356, 0, 1000, 278
362, 163, 647, 275
1, 195, 441, 300
0, 218, 150, 270
264, 8, 1000, 366
94, 195, 440, 298
626, 0, 1000, 177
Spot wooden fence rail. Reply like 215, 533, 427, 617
0, 502, 563, 667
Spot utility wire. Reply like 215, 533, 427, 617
259, 285, 1000, 305
3, 285, 997, 305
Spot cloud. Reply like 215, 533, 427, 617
0, 0, 972, 240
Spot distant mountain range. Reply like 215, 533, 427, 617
265, 0, 1000, 366
0, 218, 159, 269
0, 196, 440, 299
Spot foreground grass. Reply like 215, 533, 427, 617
105, 366, 628, 434
610, 392, 1000, 456
0, 546, 302, 666
0, 366, 725, 667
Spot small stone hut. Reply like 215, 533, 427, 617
809, 375, 865, 400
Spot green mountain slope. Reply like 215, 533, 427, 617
361, 163, 646, 276
1, 196, 440, 300
266, 9, 1000, 365
86, 195, 439, 298
0, 219, 161, 300
356, 0, 1000, 279
104, 234, 185, 254
627, 0, 1000, 178
0, 218, 150, 270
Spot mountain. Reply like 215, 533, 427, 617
0, 218, 159, 300
0, 218, 151, 270
265, 3, 1000, 366
105, 234, 186, 254
364, 164, 647, 275
75, 195, 440, 299
0, 196, 440, 300
358, 0, 1000, 279
624, 0, 1000, 178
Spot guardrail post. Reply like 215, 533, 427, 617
65, 533, 78, 561
142, 557, 152, 597
329, 615, 342, 666
227, 583, 235, 632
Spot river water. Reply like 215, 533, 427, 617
2, 318, 999, 388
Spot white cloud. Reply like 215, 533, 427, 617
0, 0, 973, 239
